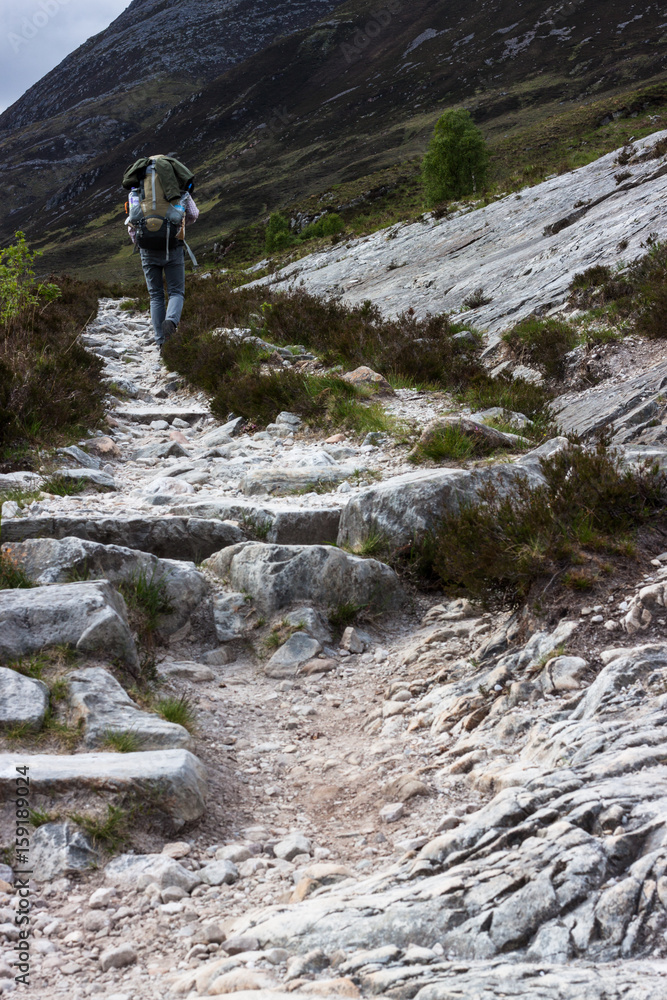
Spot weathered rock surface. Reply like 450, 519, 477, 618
0, 580, 138, 667
0, 750, 206, 828
0, 667, 49, 731
31, 821, 98, 881
1, 515, 246, 561
223, 643, 667, 973
53, 468, 116, 490
204, 543, 403, 614
257, 131, 667, 342
104, 853, 201, 892
2, 536, 208, 636
68, 667, 193, 749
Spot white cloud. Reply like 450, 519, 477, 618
0, 0, 131, 115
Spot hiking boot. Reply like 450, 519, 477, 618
162, 319, 177, 342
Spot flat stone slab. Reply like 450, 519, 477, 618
0, 750, 207, 825
159, 661, 215, 682
1, 515, 246, 561
68, 667, 193, 749
0, 580, 138, 668
115, 405, 210, 424
0, 667, 49, 731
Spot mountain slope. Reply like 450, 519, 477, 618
2, 0, 667, 276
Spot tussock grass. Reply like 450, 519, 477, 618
409, 423, 498, 465
71, 804, 129, 852
421, 437, 667, 604
102, 730, 145, 753
155, 694, 196, 731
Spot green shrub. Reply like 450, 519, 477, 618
301, 213, 344, 240
119, 570, 173, 637
421, 110, 489, 205
0, 232, 60, 328
425, 438, 666, 602
265, 213, 296, 253
409, 423, 497, 464
503, 316, 579, 379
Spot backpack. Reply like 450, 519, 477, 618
124, 155, 197, 264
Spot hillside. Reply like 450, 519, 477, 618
2, 0, 667, 277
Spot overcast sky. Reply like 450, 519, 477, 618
0, 0, 132, 114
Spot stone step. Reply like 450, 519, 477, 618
1, 515, 246, 561
169, 500, 341, 545
114, 404, 210, 424
0, 749, 207, 828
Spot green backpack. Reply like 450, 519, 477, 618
124, 154, 197, 264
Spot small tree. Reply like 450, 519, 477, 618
265, 213, 296, 253
0, 231, 60, 330
421, 110, 489, 205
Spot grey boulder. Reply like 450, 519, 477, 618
241, 468, 352, 497
204, 543, 404, 614
0, 581, 138, 668
104, 853, 201, 892
265, 633, 323, 678
0, 667, 49, 731
337, 441, 566, 550
3, 536, 208, 637
68, 667, 193, 749
31, 821, 98, 881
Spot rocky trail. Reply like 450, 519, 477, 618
4, 142, 667, 999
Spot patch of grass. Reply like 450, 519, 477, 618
40, 475, 87, 496
0, 485, 42, 508
460, 377, 551, 422
353, 531, 388, 558
155, 693, 197, 731
0, 551, 35, 590
71, 804, 129, 853
119, 569, 173, 638
502, 317, 579, 379
409, 423, 498, 465
422, 437, 666, 604
264, 629, 285, 650
102, 729, 145, 753
4, 722, 34, 740
29, 807, 59, 828
329, 601, 365, 634
4, 653, 46, 678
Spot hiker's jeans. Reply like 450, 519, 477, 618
139, 246, 185, 345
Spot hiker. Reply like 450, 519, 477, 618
122, 153, 199, 350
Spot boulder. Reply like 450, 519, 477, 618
159, 661, 215, 683
1, 515, 245, 561
274, 833, 312, 861
68, 667, 193, 749
341, 366, 394, 393
241, 468, 352, 497
0, 581, 138, 668
337, 442, 565, 550
265, 634, 323, 678
0, 750, 206, 827
0, 667, 49, 731
104, 853, 201, 892
539, 655, 588, 694
84, 436, 121, 459
2, 536, 208, 636
31, 822, 98, 881
52, 468, 116, 490
198, 860, 240, 886
57, 445, 102, 470
204, 543, 404, 614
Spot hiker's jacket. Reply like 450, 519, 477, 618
122, 155, 194, 202
127, 193, 199, 246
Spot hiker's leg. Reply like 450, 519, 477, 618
164, 247, 186, 329
140, 251, 167, 345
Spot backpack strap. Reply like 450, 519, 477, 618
183, 241, 198, 268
